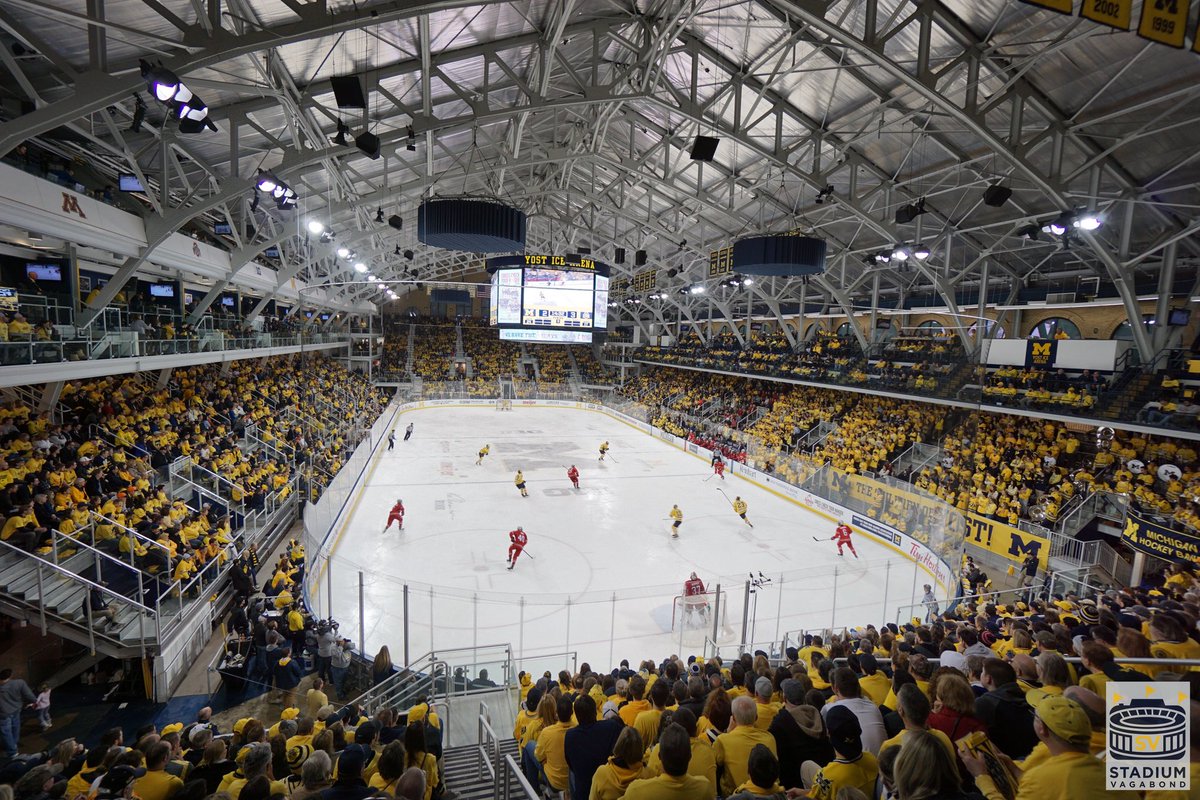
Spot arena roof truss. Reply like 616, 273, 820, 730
0, 0, 1197, 357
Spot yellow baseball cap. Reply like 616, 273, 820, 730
1026, 689, 1091, 747
280, 707, 300, 721
160, 723, 183, 736
233, 718, 251, 734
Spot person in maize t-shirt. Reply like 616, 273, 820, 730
713, 696, 776, 796
622, 724, 711, 800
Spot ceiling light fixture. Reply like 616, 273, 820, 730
337, 247, 350, 259
332, 119, 350, 147
913, 244, 930, 260
307, 220, 325, 235
354, 262, 367, 273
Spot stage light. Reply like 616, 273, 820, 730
815, 185, 834, 205
337, 247, 350, 259
690, 285, 706, 294
913, 245, 930, 260
892, 247, 909, 261
394, 246, 402, 256
743, 277, 754, 286
1017, 224, 1040, 240
256, 172, 278, 193
406, 125, 416, 152
1075, 214, 1101, 231
140, 60, 182, 102
368, 274, 377, 281
376, 207, 385, 224
249, 193, 260, 212
1043, 221, 1067, 236
354, 262, 367, 273
874, 252, 891, 263
404, 249, 414, 261
894, 198, 926, 225
307, 220, 325, 235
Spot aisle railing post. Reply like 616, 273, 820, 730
712, 583, 721, 644
741, 580, 751, 651
358, 571, 365, 654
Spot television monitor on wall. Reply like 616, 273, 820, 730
26, 264, 62, 281
221, 296, 236, 307
1169, 308, 1191, 326
118, 173, 144, 192
149, 284, 175, 298
264, 246, 280, 258
214, 222, 233, 236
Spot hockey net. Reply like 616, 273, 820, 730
495, 398, 514, 411
671, 589, 729, 639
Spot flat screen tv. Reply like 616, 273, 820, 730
149, 284, 174, 298
1169, 308, 1191, 326
118, 173, 144, 192
214, 222, 233, 236
221, 297, 235, 307
26, 264, 62, 281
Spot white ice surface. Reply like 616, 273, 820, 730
311, 406, 929, 675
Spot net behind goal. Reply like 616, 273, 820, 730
495, 398, 513, 410
670, 589, 730, 643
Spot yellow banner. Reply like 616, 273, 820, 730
1021, 0, 1074, 11
1138, 0, 1189, 47
0, 288, 16, 312
1081, 0, 1133, 29
964, 513, 1050, 569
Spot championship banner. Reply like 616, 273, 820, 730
1021, 0, 1073, 11
1138, 0, 1189, 47
1122, 509, 1200, 564
708, 247, 733, 278
965, 513, 1050, 569
1025, 339, 1058, 368
1080, 0, 1133, 29
0, 287, 17, 312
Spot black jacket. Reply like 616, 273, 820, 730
563, 717, 625, 800
974, 682, 1038, 760
767, 706, 835, 790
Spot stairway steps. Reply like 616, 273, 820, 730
442, 739, 522, 800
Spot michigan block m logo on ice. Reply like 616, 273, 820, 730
1107, 682, 1190, 790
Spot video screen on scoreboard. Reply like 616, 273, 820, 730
521, 268, 594, 328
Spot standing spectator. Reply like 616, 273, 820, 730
712, 696, 777, 796
821, 668, 887, 756
800, 705, 878, 800
0, 668, 36, 758
330, 638, 352, 698
307, 679, 329, 720
403, 724, 439, 800
564, 695, 625, 800
767, 679, 833, 790
32, 682, 51, 731
274, 647, 303, 708
372, 647, 395, 687
315, 624, 337, 684
973, 660, 1037, 760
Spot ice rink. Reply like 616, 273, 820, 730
311, 405, 934, 672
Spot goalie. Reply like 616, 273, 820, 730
682, 572, 710, 627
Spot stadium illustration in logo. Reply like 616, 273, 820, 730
1109, 698, 1188, 760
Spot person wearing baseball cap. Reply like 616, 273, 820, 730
960, 690, 1138, 800
95, 765, 146, 799
798, 705, 878, 800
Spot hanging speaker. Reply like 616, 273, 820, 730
689, 136, 720, 162
355, 131, 381, 159
983, 184, 1013, 207
388, 215, 403, 230
614, 247, 626, 264
330, 75, 367, 109
635, 249, 647, 266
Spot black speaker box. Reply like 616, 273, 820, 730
689, 136, 720, 162
635, 250, 647, 266
614, 247, 626, 264
330, 75, 367, 109
355, 131, 381, 159
983, 184, 1013, 207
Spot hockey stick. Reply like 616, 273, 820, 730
811, 536, 824, 542
715, 487, 734, 506
703, 473, 716, 482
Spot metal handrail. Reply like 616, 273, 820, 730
501, 754, 539, 800
477, 705, 500, 783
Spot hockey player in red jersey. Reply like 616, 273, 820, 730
506, 526, 528, 570
831, 523, 857, 558
682, 572, 710, 625
566, 465, 580, 489
384, 499, 405, 532
713, 457, 725, 480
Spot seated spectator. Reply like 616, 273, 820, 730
644, 707, 715, 800
725, 744, 784, 800
878, 684, 956, 762
394, 767, 427, 800
713, 696, 777, 796
972, 661, 1037, 760
623, 724, 710, 800
767, 679, 832, 790
959, 692, 1137, 800
564, 694, 624, 800
892, 729, 974, 800
588, 727, 649, 800
821, 668, 887, 756
800, 705, 878, 800
535, 696, 574, 795
133, 742, 183, 800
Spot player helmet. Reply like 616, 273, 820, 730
690, 572, 698, 579
517, 526, 523, 531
